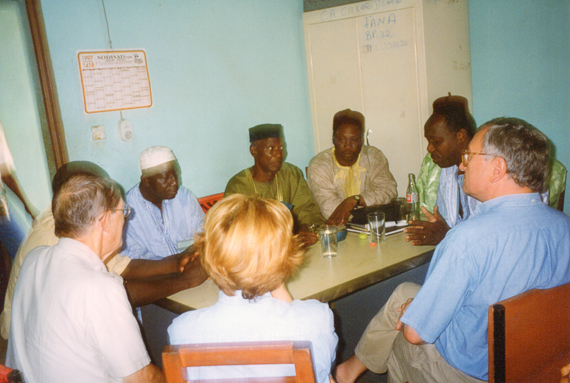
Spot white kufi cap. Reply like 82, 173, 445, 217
140, 146, 176, 170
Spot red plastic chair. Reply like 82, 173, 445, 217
197, 193, 224, 213
0, 365, 23, 383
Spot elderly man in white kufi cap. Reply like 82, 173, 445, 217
122, 146, 205, 260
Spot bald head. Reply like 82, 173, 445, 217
52, 161, 109, 195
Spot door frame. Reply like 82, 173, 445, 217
24, 0, 68, 174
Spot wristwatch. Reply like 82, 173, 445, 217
353, 195, 361, 206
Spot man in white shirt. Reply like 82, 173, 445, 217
1, 161, 207, 339
6, 172, 164, 382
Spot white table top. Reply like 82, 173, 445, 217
157, 232, 434, 314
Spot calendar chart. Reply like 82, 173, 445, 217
78, 50, 152, 113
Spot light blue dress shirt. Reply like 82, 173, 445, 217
435, 165, 480, 228
401, 193, 570, 380
168, 290, 338, 383
122, 185, 205, 260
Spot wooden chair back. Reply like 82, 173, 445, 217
488, 282, 570, 383
197, 193, 224, 214
163, 341, 316, 383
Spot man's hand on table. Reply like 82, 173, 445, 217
404, 206, 449, 246
297, 225, 319, 248
326, 196, 361, 226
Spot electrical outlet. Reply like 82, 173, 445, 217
91, 125, 106, 141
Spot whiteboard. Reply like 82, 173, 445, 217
304, 0, 472, 196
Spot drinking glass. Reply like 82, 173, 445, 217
319, 226, 338, 258
367, 211, 385, 244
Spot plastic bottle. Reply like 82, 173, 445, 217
406, 173, 420, 220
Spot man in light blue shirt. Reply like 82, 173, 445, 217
405, 94, 479, 246
336, 118, 570, 383
122, 146, 205, 260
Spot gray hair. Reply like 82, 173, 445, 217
481, 117, 550, 193
53, 174, 123, 238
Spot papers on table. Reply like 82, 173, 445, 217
347, 220, 409, 236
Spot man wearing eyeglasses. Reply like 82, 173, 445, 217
1, 161, 208, 340
7, 172, 166, 382
224, 124, 325, 247
335, 118, 570, 383
406, 95, 566, 246
122, 146, 206, 260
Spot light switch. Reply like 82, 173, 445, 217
91, 125, 106, 141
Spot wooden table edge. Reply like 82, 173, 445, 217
153, 248, 434, 315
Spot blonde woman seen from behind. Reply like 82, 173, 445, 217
168, 194, 338, 383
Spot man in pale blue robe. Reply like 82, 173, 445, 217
122, 146, 205, 260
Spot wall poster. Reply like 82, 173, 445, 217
78, 50, 152, 114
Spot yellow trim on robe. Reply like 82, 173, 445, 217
332, 148, 366, 198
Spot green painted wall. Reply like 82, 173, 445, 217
0, 0, 51, 228
40, 0, 314, 198
469, 0, 570, 212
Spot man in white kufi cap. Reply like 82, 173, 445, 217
122, 146, 205, 260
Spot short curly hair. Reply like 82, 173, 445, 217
432, 95, 477, 138
195, 194, 304, 300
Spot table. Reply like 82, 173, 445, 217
154, 231, 434, 314
142, 232, 434, 379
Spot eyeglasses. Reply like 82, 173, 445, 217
114, 204, 131, 219
263, 145, 285, 156
461, 150, 488, 167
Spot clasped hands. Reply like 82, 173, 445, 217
177, 247, 209, 287
404, 205, 450, 246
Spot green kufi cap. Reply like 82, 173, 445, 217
249, 124, 283, 143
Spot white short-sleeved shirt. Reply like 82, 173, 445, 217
6, 238, 150, 383
0, 207, 131, 339
168, 290, 338, 383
